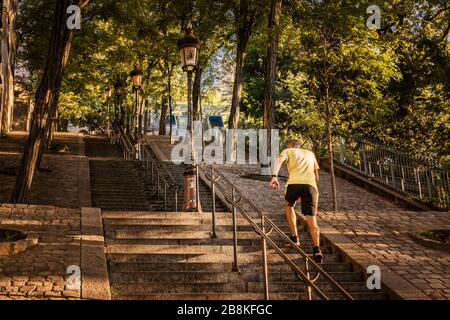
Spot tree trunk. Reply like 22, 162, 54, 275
26, 99, 35, 132
325, 99, 338, 211
0, 0, 19, 135
159, 97, 168, 136
11, 0, 90, 203
262, 0, 282, 174
228, 0, 254, 130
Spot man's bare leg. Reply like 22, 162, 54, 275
284, 201, 298, 237
305, 216, 323, 262
305, 216, 320, 247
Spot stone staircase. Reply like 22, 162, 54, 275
90, 160, 227, 212
103, 210, 390, 300
94, 138, 390, 300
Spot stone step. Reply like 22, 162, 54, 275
108, 271, 362, 284
105, 244, 333, 255
92, 187, 152, 192
112, 292, 388, 300
102, 216, 291, 227
91, 183, 147, 188
105, 238, 327, 249
102, 219, 302, 232
107, 261, 353, 273
102, 218, 259, 226
103, 211, 232, 218
109, 281, 372, 295
97, 206, 152, 212
104, 222, 262, 230
113, 230, 314, 241
247, 281, 371, 293
105, 250, 340, 263
93, 196, 149, 202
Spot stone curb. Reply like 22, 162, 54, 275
81, 207, 111, 300
78, 133, 92, 208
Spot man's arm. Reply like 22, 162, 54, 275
270, 155, 287, 189
314, 155, 320, 185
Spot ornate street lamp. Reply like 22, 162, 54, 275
178, 22, 201, 212
178, 24, 200, 72
130, 65, 143, 137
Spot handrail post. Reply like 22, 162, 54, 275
164, 182, 167, 211
174, 187, 178, 212
231, 187, 239, 272
261, 215, 269, 300
305, 258, 312, 300
157, 171, 160, 199
210, 166, 218, 239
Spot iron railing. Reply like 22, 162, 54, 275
111, 127, 181, 211
140, 144, 182, 212
327, 132, 450, 211
113, 126, 135, 160
203, 165, 354, 300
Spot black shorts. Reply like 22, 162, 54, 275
285, 184, 318, 216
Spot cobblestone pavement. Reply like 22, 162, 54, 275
0, 204, 81, 300
0, 132, 83, 208
213, 164, 450, 300
155, 141, 450, 300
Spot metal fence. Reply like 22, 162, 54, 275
328, 132, 450, 211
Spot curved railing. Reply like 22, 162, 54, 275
113, 126, 135, 160
140, 144, 182, 212
203, 165, 354, 300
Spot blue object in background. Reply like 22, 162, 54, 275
208, 115, 224, 128
165, 115, 177, 126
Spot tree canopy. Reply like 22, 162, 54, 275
16, 0, 450, 162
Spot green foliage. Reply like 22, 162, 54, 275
16, 0, 450, 162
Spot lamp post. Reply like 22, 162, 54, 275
114, 79, 124, 129
130, 65, 143, 138
105, 86, 112, 137
178, 22, 201, 212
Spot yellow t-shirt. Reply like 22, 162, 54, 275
280, 148, 319, 189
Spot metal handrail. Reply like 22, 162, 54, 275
325, 131, 450, 210
204, 166, 354, 301
115, 126, 135, 160
140, 143, 182, 212
111, 127, 181, 211
146, 144, 179, 186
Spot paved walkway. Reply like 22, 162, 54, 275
0, 132, 89, 208
154, 140, 450, 300
0, 204, 81, 300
